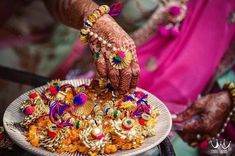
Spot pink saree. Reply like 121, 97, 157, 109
137, 0, 235, 113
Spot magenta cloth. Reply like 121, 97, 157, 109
223, 122, 235, 142
137, 0, 235, 114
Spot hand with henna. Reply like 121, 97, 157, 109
43, 0, 140, 95
88, 14, 140, 94
173, 91, 232, 144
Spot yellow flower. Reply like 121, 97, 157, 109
119, 101, 136, 109
146, 118, 157, 127
65, 92, 74, 103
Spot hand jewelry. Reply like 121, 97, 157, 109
80, 4, 133, 70
80, 5, 110, 44
224, 82, 235, 122
87, 28, 133, 69
109, 48, 132, 70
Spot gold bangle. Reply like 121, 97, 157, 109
86, 5, 109, 25
80, 5, 110, 44
80, 29, 88, 35
223, 82, 235, 122
224, 82, 235, 105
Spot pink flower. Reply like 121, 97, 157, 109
24, 106, 35, 115
117, 50, 126, 59
169, 5, 181, 17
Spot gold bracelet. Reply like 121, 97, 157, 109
223, 82, 235, 122
80, 5, 110, 44
80, 4, 132, 70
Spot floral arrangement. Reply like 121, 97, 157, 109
19, 79, 160, 156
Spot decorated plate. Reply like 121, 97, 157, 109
3, 79, 172, 156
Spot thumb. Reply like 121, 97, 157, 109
173, 102, 202, 123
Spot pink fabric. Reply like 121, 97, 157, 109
137, 0, 235, 113
223, 122, 235, 142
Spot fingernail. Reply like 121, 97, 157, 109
171, 114, 177, 119
129, 88, 136, 94
197, 94, 201, 99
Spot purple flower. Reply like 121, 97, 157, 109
73, 93, 87, 106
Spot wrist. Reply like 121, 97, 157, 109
81, 0, 99, 19
80, 5, 110, 43
91, 14, 113, 31
72, 0, 99, 29
46, 0, 99, 29
221, 90, 233, 110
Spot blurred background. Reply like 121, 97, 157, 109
0, 0, 235, 155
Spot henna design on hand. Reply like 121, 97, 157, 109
44, 1, 140, 94
88, 15, 140, 94
174, 91, 233, 144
